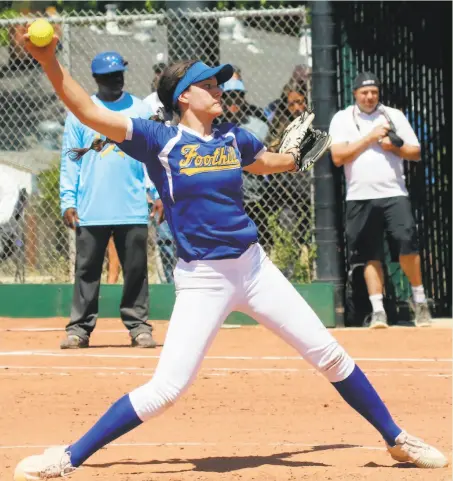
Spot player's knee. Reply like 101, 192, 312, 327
316, 343, 355, 383
129, 376, 186, 421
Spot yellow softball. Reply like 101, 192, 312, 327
28, 18, 54, 47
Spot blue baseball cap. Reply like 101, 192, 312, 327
221, 78, 246, 92
172, 61, 233, 106
91, 51, 128, 75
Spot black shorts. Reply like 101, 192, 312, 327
346, 196, 419, 263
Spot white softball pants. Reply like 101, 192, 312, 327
129, 243, 355, 421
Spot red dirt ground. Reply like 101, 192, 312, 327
0, 318, 451, 481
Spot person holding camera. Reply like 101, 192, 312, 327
329, 72, 431, 329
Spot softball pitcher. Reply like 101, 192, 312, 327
15, 35, 447, 479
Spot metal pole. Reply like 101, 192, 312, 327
166, 1, 219, 65
60, 19, 76, 284
310, 1, 345, 326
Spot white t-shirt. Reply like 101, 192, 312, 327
143, 91, 163, 114
329, 104, 420, 201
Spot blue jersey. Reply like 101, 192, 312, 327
118, 120, 266, 261
60, 93, 153, 226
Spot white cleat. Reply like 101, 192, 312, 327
387, 431, 448, 469
14, 446, 76, 480
40, 446, 76, 478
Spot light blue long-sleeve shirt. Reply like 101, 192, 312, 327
60, 93, 153, 226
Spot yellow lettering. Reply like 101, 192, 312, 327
219, 147, 228, 165
228, 147, 236, 165
212, 148, 221, 165
178, 145, 240, 176
179, 144, 200, 168
180, 165, 240, 176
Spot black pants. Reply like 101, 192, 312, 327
346, 196, 419, 264
66, 225, 152, 340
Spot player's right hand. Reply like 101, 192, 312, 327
22, 31, 59, 67
367, 123, 390, 144
63, 208, 80, 230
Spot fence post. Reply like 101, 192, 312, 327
166, 1, 220, 65
310, 1, 345, 326
59, 18, 76, 284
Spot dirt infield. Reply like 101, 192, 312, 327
0, 318, 451, 481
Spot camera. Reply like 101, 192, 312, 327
388, 130, 404, 148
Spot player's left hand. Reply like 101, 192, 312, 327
278, 111, 331, 173
151, 199, 165, 225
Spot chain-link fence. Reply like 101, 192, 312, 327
0, 6, 314, 284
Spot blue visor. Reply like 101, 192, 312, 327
172, 61, 233, 106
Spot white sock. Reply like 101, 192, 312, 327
369, 294, 384, 313
411, 285, 426, 304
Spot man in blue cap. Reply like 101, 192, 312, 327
59, 51, 162, 349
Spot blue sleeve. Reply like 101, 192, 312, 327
234, 126, 266, 167
60, 113, 82, 216
116, 118, 161, 163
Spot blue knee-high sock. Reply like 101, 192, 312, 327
68, 394, 142, 467
332, 365, 402, 446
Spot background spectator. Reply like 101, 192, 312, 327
143, 62, 176, 282
220, 76, 269, 142
264, 63, 311, 126
106, 165, 166, 285
219, 72, 270, 247
329, 72, 432, 329
264, 68, 312, 253
59, 51, 156, 349
143, 62, 166, 114
145, 178, 175, 283
265, 68, 309, 150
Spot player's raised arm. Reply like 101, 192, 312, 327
23, 34, 128, 143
